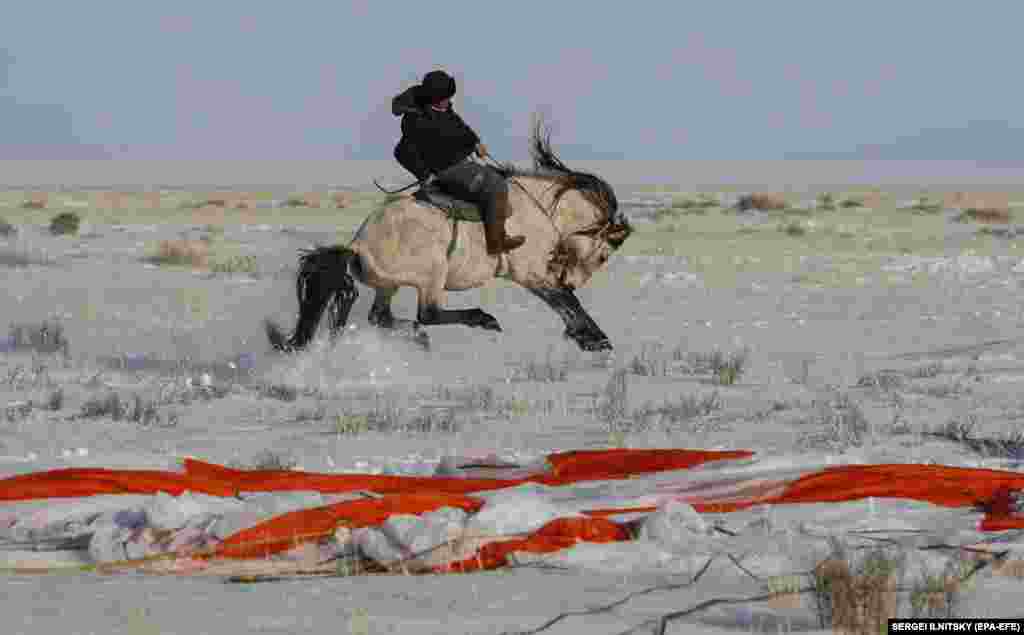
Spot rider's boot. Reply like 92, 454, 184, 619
484, 189, 525, 255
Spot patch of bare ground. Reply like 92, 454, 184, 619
948, 192, 1012, 224
145, 238, 210, 267
736, 192, 789, 211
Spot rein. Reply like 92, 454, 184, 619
373, 177, 430, 195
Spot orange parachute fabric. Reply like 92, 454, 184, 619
0, 467, 238, 501
687, 464, 1024, 514
0, 449, 754, 503
10, 451, 1024, 570
203, 449, 751, 560
442, 516, 632, 573
179, 449, 754, 493
217, 493, 486, 559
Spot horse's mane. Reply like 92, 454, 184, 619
491, 118, 627, 248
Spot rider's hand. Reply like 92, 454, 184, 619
476, 143, 489, 159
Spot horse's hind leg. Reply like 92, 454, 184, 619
527, 286, 612, 352
367, 288, 398, 329
368, 287, 430, 348
369, 288, 423, 332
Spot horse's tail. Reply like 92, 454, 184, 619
265, 246, 359, 352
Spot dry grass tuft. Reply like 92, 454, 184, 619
330, 384, 495, 437
799, 391, 869, 450
210, 254, 257, 274
816, 192, 837, 211
195, 192, 252, 210
8, 320, 71, 356
779, 219, 807, 237
906, 196, 943, 214
3, 400, 34, 423
685, 348, 751, 385
737, 192, 788, 211
151, 239, 210, 267
628, 343, 673, 377
813, 544, 902, 635
47, 387, 64, 411
229, 449, 298, 471
261, 383, 299, 402
285, 193, 322, 208
79, 392, 172, 427
670, 193, 718, 211
49, 212, 81, 235
508, 349, 569, 383
909, 571, 964, 619
927, 414, 1024, 459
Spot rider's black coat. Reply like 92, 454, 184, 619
392, 86, 480, 181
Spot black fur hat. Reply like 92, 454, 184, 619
419, 70, 456, 104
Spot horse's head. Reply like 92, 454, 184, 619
541, 162, 632, 290
548, 213, 632, 289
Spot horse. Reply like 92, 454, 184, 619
264, 118, 633, 354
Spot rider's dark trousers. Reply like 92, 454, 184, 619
435, 160, 508, 225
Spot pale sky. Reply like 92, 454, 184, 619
1, 1, 1022, 161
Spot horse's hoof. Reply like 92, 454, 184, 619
583, 338, 612, 352
393, 319, 417, 332
475, 312, 502, 332
264, 320, 295, 353
566, 329, 611, 352
414, 332, 431, 351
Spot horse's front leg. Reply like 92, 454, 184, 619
527, 286, 612, 352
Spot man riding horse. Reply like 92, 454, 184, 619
392, 70, 526, 255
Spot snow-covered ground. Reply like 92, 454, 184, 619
4, 187, 1024, 633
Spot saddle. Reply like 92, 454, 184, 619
413, 183, 483, 222
412, 183, 513, 264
